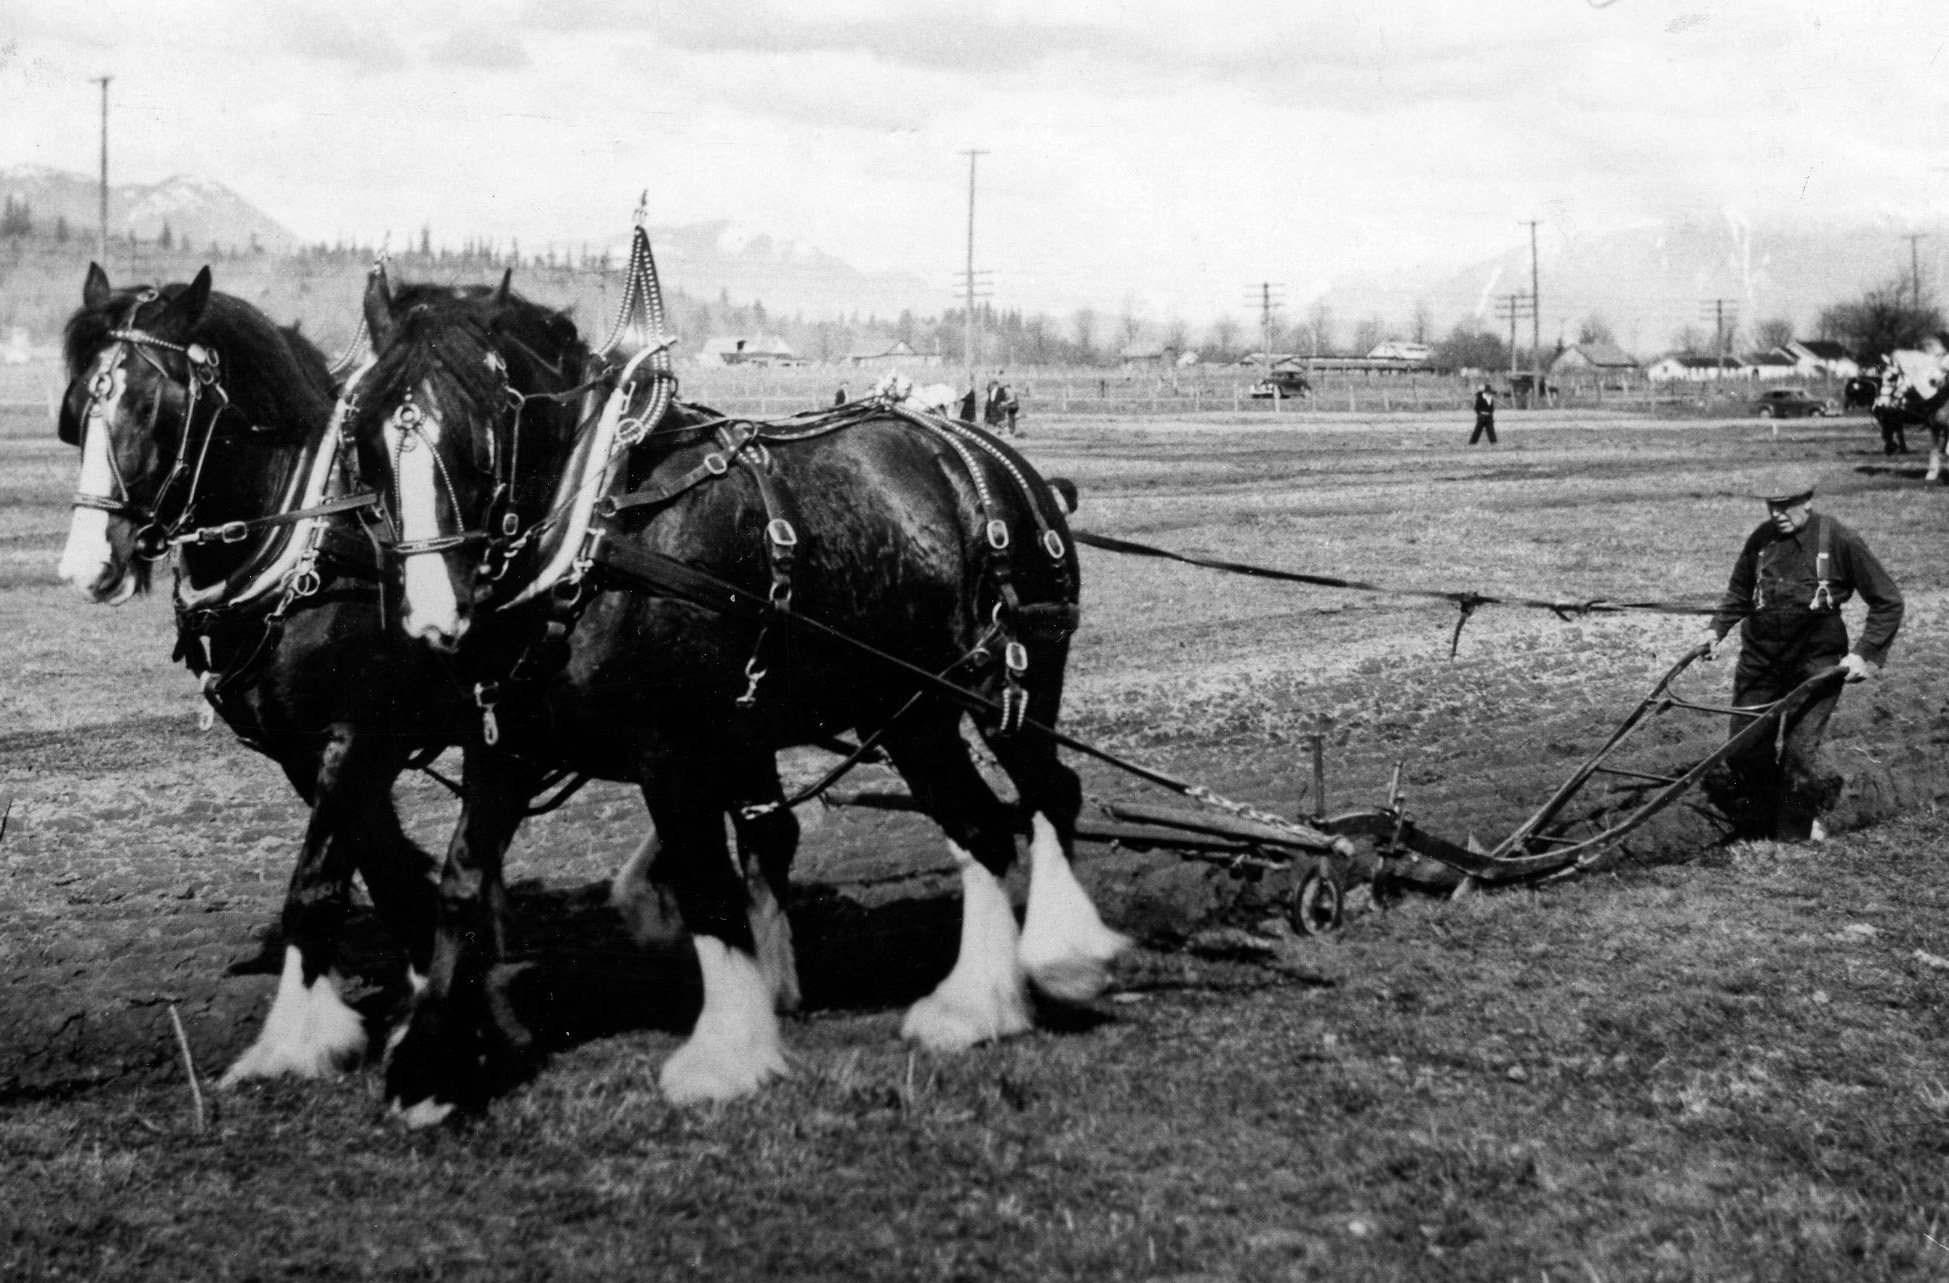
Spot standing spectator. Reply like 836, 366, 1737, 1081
957, 385, 978, 424
983, 379, 1008, 433
1469, 383, 1497, 445
833, 383, 848, 407
1703, 468, 1903, 841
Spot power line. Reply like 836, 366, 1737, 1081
1521, 219, 1542, 374
1243, 282, 1284, 379
961, 148, 987, 392
1905, 233, 1929, 308
1495, 294, 1535, 375
92, 75, 111, 264
1699, 298, 1740, 369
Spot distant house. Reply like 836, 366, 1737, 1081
1549, 343, 1640, 376
1781, 340, 1859, 380
1743, 351, 1799, 381
844, 339, 934, 369
699, 335, 805, 367
1119, 343, 1170, 367
1366, 340, 1432, 365
1645, 354, 1755, 382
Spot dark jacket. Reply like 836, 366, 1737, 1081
1709, 512, 1904, 664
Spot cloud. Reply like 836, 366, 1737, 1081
431, 30, 530, 70
273, 9, 409, 72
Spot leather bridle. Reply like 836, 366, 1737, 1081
68, 290, 245, 561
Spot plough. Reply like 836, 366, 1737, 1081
828, 645, 1845, 936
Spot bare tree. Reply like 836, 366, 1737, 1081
1072, 308, 1097, 363
1411, 300, 1432, 345
1576, 315, 1616, 346
1351, 316, 1386, 356
1206, 315, 1241, 359
1306, 301, 1333, 357
1671, 325, 1709, 355
1753, 317, 1795, 350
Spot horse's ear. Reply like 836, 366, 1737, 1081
495, 268, 513, 305
158, 267, 214, 331
364, 264, 396, 347
84, 262, 111, 308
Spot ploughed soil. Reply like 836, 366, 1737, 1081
7, 406, 1949, 1281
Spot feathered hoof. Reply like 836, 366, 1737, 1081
900, 984, 1033, 1054
391, 1096, 459, 1130
659, 1035, 789, 1106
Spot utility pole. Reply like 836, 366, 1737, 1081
960, 149, 988, 398
1699, 298, 1739, 376
1243, 283, 1284, 405
1521, 219, 1542, 377
92, 75, 112, 265
1906, 233, 1929, 308
1495, 293, 1535, 379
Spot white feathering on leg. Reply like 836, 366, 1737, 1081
659, 937, 789, 1105
220, 946, 367, 1085
746, 877, 802, 1015
1019, 812, 1129, 1003
901, 844, 1032, 1052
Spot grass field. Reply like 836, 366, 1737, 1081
6, 402, 1949, 1280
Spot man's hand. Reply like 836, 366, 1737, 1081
1699, 629, 1724, 661
1840, 653, 1878, 683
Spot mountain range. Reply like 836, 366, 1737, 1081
1, 165, 1931, 348
0, 165, 944, 322
1319, 212, 1946, 357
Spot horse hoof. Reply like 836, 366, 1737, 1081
900, 986, 1033, 1053
658, 1040, 788, 1105
392, 1096, 458, 1129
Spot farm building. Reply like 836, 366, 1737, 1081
1549, 343, 1640, 376
698, 335, 806, 367
1367, 340, 1432, 364
1743, 350, 1799, 380
1645, 354, 1755, 382
1781, 340, 1860, 380
1119, 342, 1172, 368
843, 339, 936, 370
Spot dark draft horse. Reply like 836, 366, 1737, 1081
1881, 347, 1949, 479
347, 274, 1126, 1122
55, 264, 469, 1084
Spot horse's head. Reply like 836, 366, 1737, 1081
349, 268, 592, 650
56, 264, 335, 605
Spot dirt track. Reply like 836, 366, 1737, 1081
4, 406, 1948, 1100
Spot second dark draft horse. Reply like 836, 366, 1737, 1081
53, 264, 466, 1084
348, 273, 1127, 1122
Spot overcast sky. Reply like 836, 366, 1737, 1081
4, 0, 1947, 326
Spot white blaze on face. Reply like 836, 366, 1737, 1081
57, 356, 129, 600
383, 395, 463, 644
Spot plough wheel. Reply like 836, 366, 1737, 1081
1290, 865, 1344, 937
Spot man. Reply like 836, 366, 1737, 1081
1703, 468, 1903, 841
1470, 383, 1497, 445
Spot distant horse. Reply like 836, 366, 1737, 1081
348, 274, 1123, 1121
55, 264, 464, 1085
1881, 348, 1949, 477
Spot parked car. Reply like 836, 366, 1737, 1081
1752, 388, 1837, 418
1248, 372, 1311, 399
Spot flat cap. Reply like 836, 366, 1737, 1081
1753, 466, 1818, 504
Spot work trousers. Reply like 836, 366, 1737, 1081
1725, 611, 1846, 841
1469, 413, 1497, 445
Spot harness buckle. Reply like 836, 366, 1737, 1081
766, 518, 798, 550
501, 512, 521, 538
1042, 530, 1066, 560
704, 452, 729, 476
986, 519, 1011, 551
218, 520, 250, 544
1005, 641, 1029, 674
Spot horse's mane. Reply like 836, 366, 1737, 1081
63, 280, 337, 434
353, 283, 584, 446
